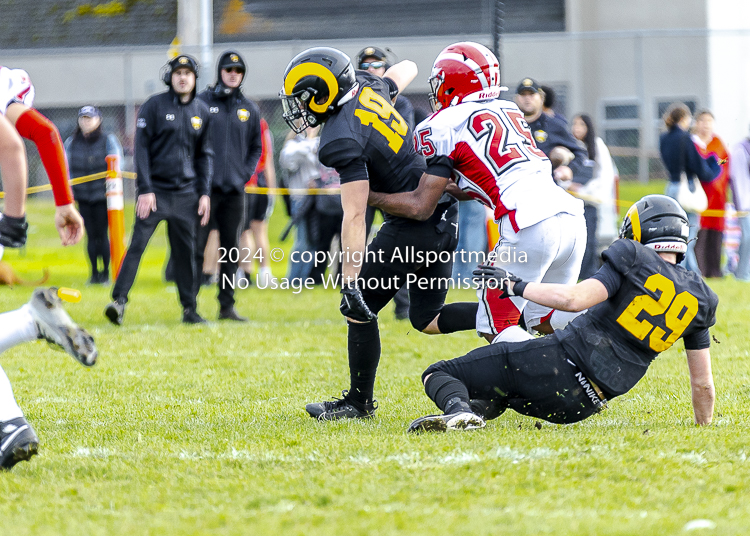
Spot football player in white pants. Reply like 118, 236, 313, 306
0, 288, 97, 470
368, 42, 587, 344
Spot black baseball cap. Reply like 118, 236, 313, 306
169, 54, 199, 76
356, 46, 388, 67
516, 77, 542, 94
78, 105, 100, 118
218, 51, 245, 72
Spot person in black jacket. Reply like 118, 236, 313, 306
64, 105, 123, 284
659, 102, 722, 275
195, 51, 262, 321
105, 54, 213, 325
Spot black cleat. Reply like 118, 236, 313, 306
407, 412, 486, 434
105, 298, 126, 326
0, 418, 39, 470
182, 308, 207, 324
306, 391, 377, 421
470, 399, 508, 421
0, 213, 28, 248
218, 307, 248, 322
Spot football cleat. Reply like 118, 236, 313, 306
306, 391, 377, 421
105, 298, 126, 326
29, 288, 97, 367
407, 412, 486, 433
182, 308, 207, 324
0, 213, 28, 248
0, 417, 39, 470
470, 399, 508, 421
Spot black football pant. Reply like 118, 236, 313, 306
77, 199, 110, 280
364, 205, 410, 317
113, 189, 198, 310
194, 189, 245, 309
424, 336, 605, 424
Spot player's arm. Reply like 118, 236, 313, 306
368, 172, 450, 221
444, 181, 472, 201
686, 347, 714, 425
340, 180, 369, 283
383, 60, 418, 96
473, 265, 611, 311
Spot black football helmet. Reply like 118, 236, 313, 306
279, 47, 357, 133
619, 194, 690, 262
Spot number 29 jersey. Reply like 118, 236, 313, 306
318, 71, 425, 212
415, 99, 583, 230
556, 239, 719, 397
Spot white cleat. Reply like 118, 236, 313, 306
28, 288, 98, 367
407, 411, 486, 433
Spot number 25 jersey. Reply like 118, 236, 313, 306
557, 239, 719, 397
415, 99, 583, 231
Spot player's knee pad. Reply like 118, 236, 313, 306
422, 361, 448, 383
491, 325, 534, 344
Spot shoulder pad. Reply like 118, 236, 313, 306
601, 239, 638, 275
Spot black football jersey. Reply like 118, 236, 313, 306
318, 71, 425, 201
555, 239, 719, 397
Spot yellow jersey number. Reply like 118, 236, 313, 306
353, 87, 408, 153
616, 273, 699, 352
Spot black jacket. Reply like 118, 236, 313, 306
65, 129, 121, 204
197, 87, 262, 194
134, 89, 213, 196
527, 112, 593, 185
659, 127, 720, 186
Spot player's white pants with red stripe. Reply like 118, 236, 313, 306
476, 211, 586, 336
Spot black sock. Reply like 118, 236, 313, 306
347, 320, 381, 407
436, 302, 477, 333
424, 371, 472, 414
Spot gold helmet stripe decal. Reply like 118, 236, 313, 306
626, 205, 641, 242
284, 62, 339, 114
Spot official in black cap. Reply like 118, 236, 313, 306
105, 53, 214, 326
196, 51, 263, 321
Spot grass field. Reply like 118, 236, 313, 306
1, 181, 749, 535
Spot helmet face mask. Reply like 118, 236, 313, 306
428, 71, 445, 112
280, 47, 357, 133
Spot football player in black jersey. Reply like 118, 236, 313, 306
280, 47, 478, 420
408, 195, 718, 432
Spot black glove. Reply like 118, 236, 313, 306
340, 281, 377, 322
472, 264, 525, 299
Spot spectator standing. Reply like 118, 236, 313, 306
64, 105, 123, 284
240, 117, 278, 288
279, 127, 320, 281
515, 78, 593, 195
196, 51, 262, 320
692, 110, 729, 278
105, 54, 213, 325
540, 84, 567, 125
729, 126, 750, 281
571, 113, 617, 278
659, 103, 721, 275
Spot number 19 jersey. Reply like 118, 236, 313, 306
415, 99, 583, 230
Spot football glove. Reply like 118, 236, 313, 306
472, 264, 525, 299
340, 281, 377, 322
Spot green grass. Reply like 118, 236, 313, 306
1, 182, 749, 535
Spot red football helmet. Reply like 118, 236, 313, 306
428, 42, 504, 111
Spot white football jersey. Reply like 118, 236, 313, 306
0, 66, 35, 116
415, 99, 583, 230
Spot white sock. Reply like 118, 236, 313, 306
492, 325, 534, 344
549, 310, 586, 331
0, 305, 38, 354
0, 365, 23, 422
259, 266, 273, 277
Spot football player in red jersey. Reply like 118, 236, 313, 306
369, 42, 587, 344
0, 66, 84, 249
